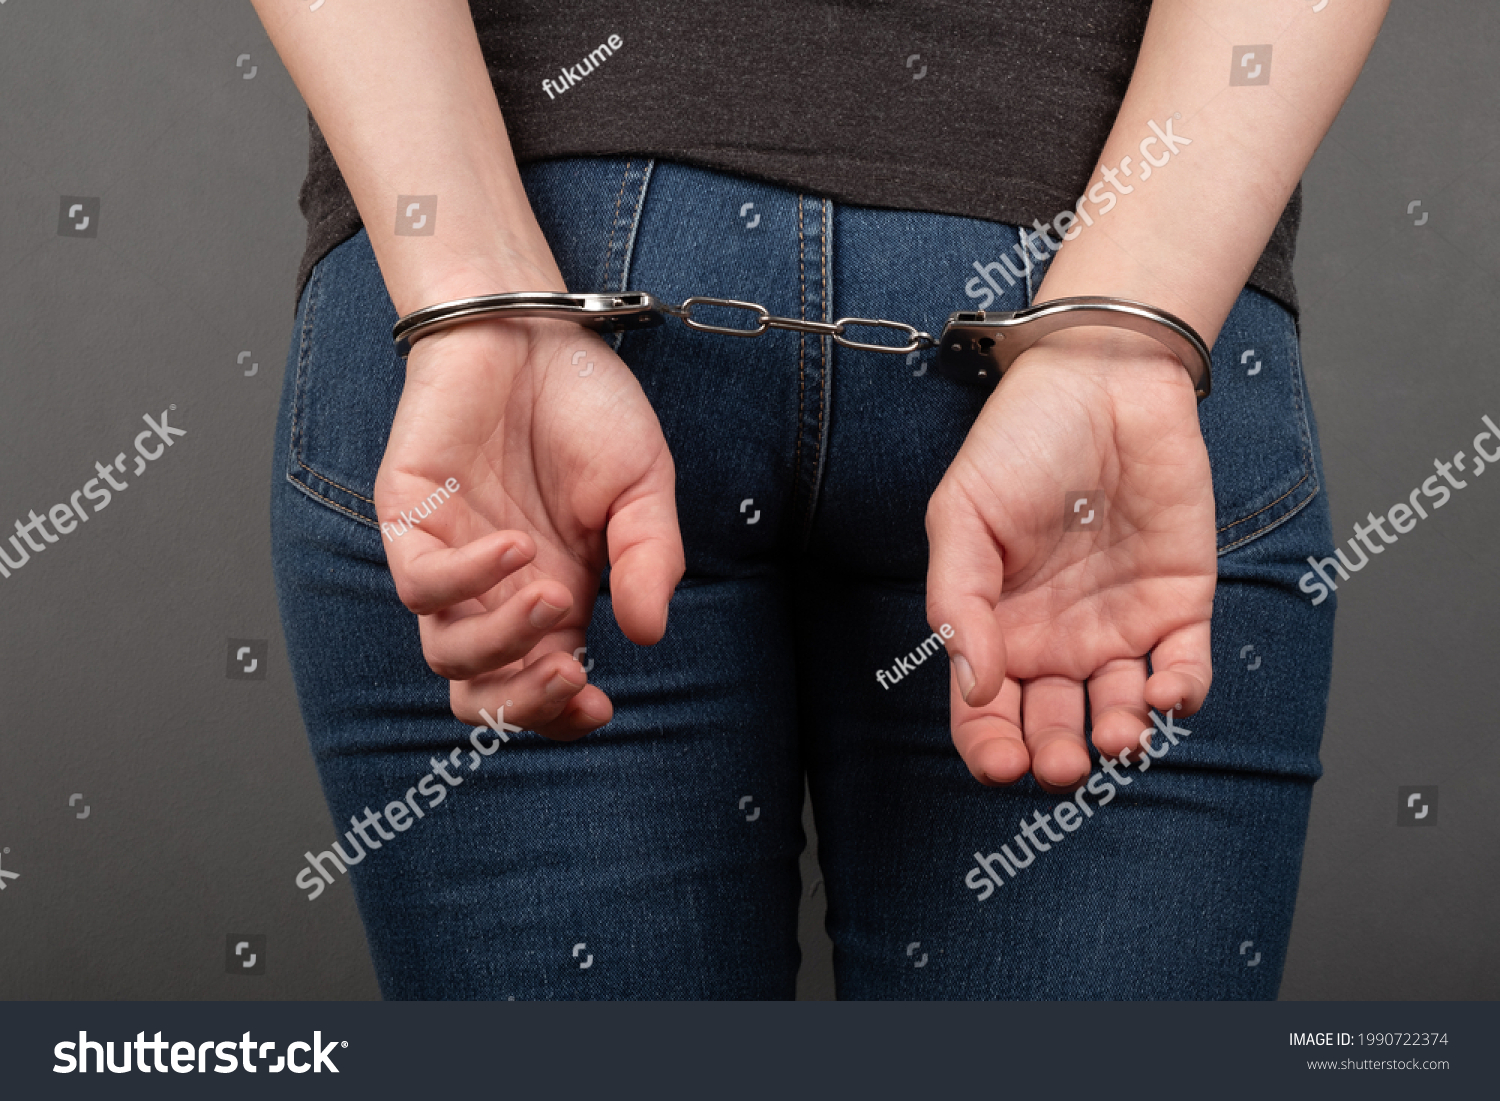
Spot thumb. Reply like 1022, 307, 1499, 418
605, 451, 684, 645
1145, 618, 1213, 717
925, 486, 1007, 707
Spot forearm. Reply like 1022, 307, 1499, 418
1035, 0, 1390, 348
249, 0, 562, 316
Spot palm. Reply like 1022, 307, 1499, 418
955, 369, 1215, 678
927, 341, 1217, 788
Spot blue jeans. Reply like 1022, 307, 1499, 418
271, 157, 1337, 999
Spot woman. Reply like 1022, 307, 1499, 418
259, 0, 1389, 999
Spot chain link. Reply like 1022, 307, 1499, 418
662, 296, 935, 355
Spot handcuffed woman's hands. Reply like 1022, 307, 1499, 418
373, 317, 684, 739
925, 328, 1218, 792
374, 310, 1214, 784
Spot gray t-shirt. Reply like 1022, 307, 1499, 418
294, 1, 1300, 315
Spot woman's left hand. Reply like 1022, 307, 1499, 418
924, 328, 1219, 792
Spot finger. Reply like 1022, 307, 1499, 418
1086, 655, 1152, 759
388, 527, 538, 615
418, 580, 576, 680
1145, 619, 1213, 718
533, 686, 614, 742
949, 670, 1028, 786
1020, 675, 1091, 792
450, 650, 605, 738
605, 456, 684, 645
926, 486, 1006, 706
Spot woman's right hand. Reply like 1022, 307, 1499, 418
373, 316, 684, 740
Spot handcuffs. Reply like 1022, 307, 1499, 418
393, 290, 1212, 401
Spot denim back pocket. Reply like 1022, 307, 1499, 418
285, 237, 405, 529
1199, 288, 1319, 554
283, 158, 654, 529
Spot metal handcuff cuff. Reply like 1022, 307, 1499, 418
392, 291, 1212, 401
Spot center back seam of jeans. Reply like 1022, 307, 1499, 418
605, 159, 654, 351
616, 159, 654, 292
801, 196, 834, 549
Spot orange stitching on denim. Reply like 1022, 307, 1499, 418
1215, 470, 1312, 534
1217, 486, 1316, 554
292, 456, 376, 506
286, 473, 379, 528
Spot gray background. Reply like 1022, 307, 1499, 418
0, 0, 1495, 1001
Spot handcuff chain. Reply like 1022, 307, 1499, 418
660, 296, 937, 355
390, 289, 1210, 401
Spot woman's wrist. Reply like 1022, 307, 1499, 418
249, 0, 569, 317
1000, 327, 1200, 401
396, 244, 568, 318
376, 173, 569, 317
400, 307, 591, 391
